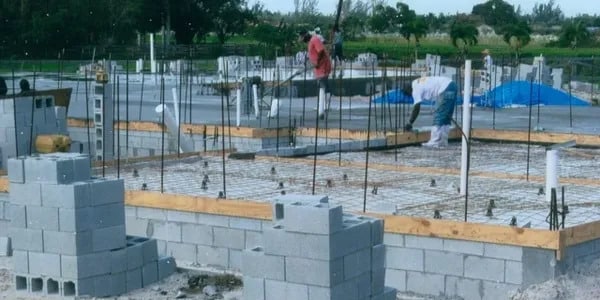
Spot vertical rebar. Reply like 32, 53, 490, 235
138, 71, 144, 120
569, 61, 573, 128
29, 70, 37, 155
84, 70, 91, 160
526, 78, 534, 181
116, 76, 120, 179
363, 61, 375, 213
126, 60, 129, 156
311, 80, 322, 195
220, 77, 227, 199
11, 65, 18, 156
160, 64, 166, 193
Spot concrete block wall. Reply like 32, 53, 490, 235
242, 194, 396, 300
7, 153, 174, 297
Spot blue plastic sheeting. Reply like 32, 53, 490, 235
373, 81, 590, 107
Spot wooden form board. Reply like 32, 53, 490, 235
471, 129, 600, 147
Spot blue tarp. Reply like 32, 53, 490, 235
373, 81, 590, 108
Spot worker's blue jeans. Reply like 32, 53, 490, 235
433, 82, 457, 126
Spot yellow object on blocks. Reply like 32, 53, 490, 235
35, 134, 72, 153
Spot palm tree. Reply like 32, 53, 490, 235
449, 18, 479, 60
501, 20, 532, 60
559, 20, 591, 49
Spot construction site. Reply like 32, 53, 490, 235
0, 52, 599, 300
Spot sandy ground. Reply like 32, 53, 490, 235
0, 256, 242, 300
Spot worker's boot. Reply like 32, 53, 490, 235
439, 125, 450, 147
422, 126, 442, 147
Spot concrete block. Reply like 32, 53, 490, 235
482, 281, 519, 300
229, 249, 243, 271
371, 287, 397, 300
59, 207, 92, 232
406, 271, 444, 296
88, 178, 124, 206
125, 206, 137, 217
7, 158, 25, 183
127, 268, 143, 291
445, 276, 482, 300
167, 210, 196, 223
213, 227, 245, 250
285, 256, 344, 287
125, 216, 149, 237
92, 202, 125, 229
181, 223, 213, 245
197, 245, 228, 268
263, 225, 331, 260
242, 247, 285, 280
9, 182, 42, 206
385, 269, 406, 292
42, 182, 91, 208
272, 194, 328, 222
61, 251, 111, 279
425, 250, 464, 276
142, 261, 158, 287
243, 276, 265, 300
92, 225, 126, 252
372, 244, 386, 270
26, 205, 59, 230
386, 247, 423, 271
358, 215, 384, 245
372, 268, 386, 296
111, 272, 127, 296
12, 250, 28, 273
444, 239, 484, 256
72, 156, 91, 181
43, 230, 93, 255
406, 235, 444, 250
383, 233, 404, 247
245, 230, 263, 249
464, 256, 505, 282
110, 247, 128, 274
196, 213, 230, 227
331, 218, 372, 258
157, 256, 176, 280
126, 240, 144, 269
484, 243, 523, 261
283, 202, 343, 234
10, 227, 43, 252
166, 242, 196, 263
92, 274, 112, 297
61, 277, 95, 297
137, 207, 167, 221
344, 247, 371, 280
9, 204, 27, 228
138, 238, 159, 263
149, 220, 182, 242
29, 251, 61, 277
265, 279, 309, 300
24, 156, 74, 184
229, 216, 263, 231
522, 248, 557, 286
505, 260, 523, 284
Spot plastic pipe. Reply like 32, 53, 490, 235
460, 60, 472, 196
546, 149, 559, 202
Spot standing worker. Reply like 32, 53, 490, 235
403, 76, 457, 148
332, 25, 343, 62
299, 29, 332, 119
0, 76, 7, 96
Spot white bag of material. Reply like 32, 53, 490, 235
269, 99, 281, 118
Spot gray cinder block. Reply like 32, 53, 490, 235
181, 223, 213, 246
142, 261, 158, 287
166, 242, 197, 264
372, 268, 386, 296
213, 227, 245, 250
26, 205, 59, 230
243, 276, 265, 300
24, 156, 75, 184
9, 204, 27, 228
372, 244, 385, 270
9, 182, 42, 206
406, 271, 444, 295
464, 256, 504, 282
371, 287, 397, 300
42, 182, 91, 208
28, 251, 61, 277
92, 225, 126, 252
242, 247, 285, 281
7, 158, 25, 183
196, 245, 228, 268
125, 216, 149, 237
331, 218, 372, 258
425, 250, 464, 276
59, 207, 92, 232
271, 194, 328, 222
92, 274, 112, 297
356, 215, 384, 246
285, 256, 344, 287
386, 247, 423, 271
283, 202, 343, 235
89, 178, 124, 206
0, 237, 11, 257
92, 202, 125, 229
61, 251, 111, 279
72, 155, 91, 181
12, 250, 28, 273
61, 278, 95, 297
110, 248, 128, 274
126, 268, 142, 291
43, 230, 93, 255
9, 227, 43, 252
264, 279, 308, 300
343, 247, 371, 280
157, 256, 176, 280
126, 240, 144, 270
111, 272, 127, 296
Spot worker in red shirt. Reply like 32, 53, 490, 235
299, 29, 332, 118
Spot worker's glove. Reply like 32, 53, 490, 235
404, 123, 413, 131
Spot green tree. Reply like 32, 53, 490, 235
472, 0, 518, 31
530, 0, 564, 26
368, 4, 398, 33
501, 20, 532, 60
211, 0, 255, 44
557, 20, 591, 49
450, 16, 479, 59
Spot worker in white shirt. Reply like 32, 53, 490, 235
403, 76, 457, 147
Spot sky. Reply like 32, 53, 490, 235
249, 0, 600, 17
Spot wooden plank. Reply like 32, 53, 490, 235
124, 190, 271, 220
297, 128, 384, 140
561, 219, 600, 247
0, 177, 7, 193
472, 129, 600, 147
368, 213, 561, 250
